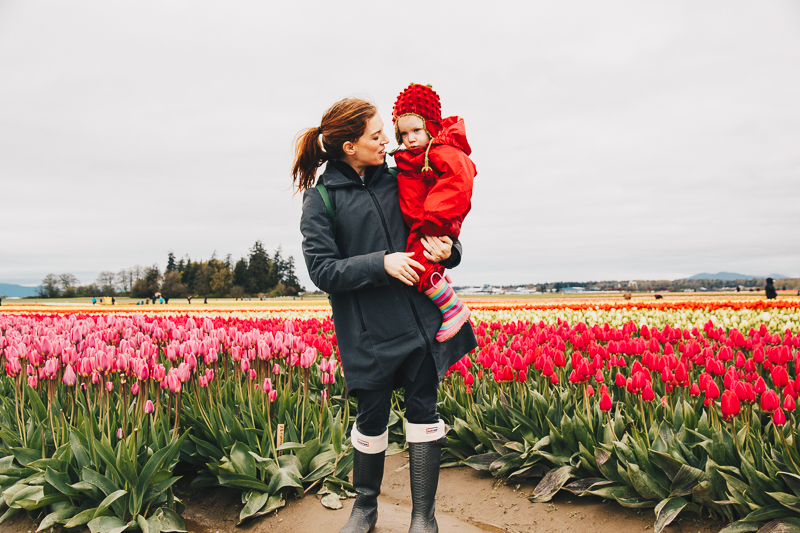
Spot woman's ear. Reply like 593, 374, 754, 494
342, 141, 356, 156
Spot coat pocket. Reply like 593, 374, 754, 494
354, 294, 367, 332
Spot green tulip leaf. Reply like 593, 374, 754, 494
718, 521, 761, 532
654, 496, 689, 533
321, 492, 343, 509
670, 464, 705, 497
296, 438, 320, 475
743, 504, 795, 523
627, 463, 668, 501
218, 473, 271, 493
757, 518, 800, 532
10, 448, 42, 467
613, 496, 658, 509
276, 441, 305, 451
303, 462, 335, 484
155, 508, 187, 532
36, 507, 77, 531
94, 489, 128, 519
528, 465, 574, 503
87, 516, 129, 533
267, 467, 303, 494
45, 467, 78, 496
230, 442, 257, 478
64, 507, 100, 529
239, 491, 269, 523
563, 478, 609, 496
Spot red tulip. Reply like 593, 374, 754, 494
761, 389, 780, 413
599, 392, 613, 412
774, 408, 787, 427
642, 384, 655, 402
586, 385, 595, 397
690, 383, 701, 397
784, 395, 796, 412
721, 390, 741, 420
705, 380, 720, 400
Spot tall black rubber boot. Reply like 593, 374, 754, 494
339, 448, 385, 533
407, 437, 445, 533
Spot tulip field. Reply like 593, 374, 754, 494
1, 298, 800, 533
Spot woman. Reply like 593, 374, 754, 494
293, 98, 477, 533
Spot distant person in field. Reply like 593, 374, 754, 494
391, 83, 476, 342
765, 277, 777, 299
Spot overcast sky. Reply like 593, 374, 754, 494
2, 0, 799, 289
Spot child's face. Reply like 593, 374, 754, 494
396, 115, 430, 149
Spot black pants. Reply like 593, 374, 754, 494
353, 353, 440, 437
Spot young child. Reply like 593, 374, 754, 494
391, 83, 476, 342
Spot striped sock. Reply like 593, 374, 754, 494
424, 276, 470, 342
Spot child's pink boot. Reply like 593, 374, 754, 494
424, 273, 471, 342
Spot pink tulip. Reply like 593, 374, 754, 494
43, 358, 59, 379
106, 381, 113, 393
186, 353, 198, 371
176, 363, 191, 383
138, 365, 149, 381
269, 390, 278, 402
27, 375, 38, 389
62, 364, 77, 386
249, 369, 256, 380
198, 376, 208, 387
5, 357, 22, 378
97, 350, 112, 374
240, 358, 250, 373
273, 363, 281, 375
167, 373, 181, 394
204, 368, 214, 383
152, 364, 166, 382
262, 378, 273, 393
131, 381, 140, 395
144, 400, 155, 413
117, 428, 124, 439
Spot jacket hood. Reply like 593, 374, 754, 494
393, 116, 471, 158
433, 116, 471, 156
319, 159, 387, 189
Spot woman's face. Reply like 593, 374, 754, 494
342, 114, 390, 172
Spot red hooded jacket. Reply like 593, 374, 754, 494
393, 116, 476, 239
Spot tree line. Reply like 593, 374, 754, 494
36, 241, 304, 299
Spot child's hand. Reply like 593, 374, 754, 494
422, 235, 453, 263
384, 252, 425, 286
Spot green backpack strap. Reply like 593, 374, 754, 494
315, 182, 335, 234
387, 166, 399, 178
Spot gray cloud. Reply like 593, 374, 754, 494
1, 0, 799, 289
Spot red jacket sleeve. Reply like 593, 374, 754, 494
422, 145, 476, 238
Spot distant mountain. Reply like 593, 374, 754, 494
0, 283, 39, 298
686, 272, 789, 281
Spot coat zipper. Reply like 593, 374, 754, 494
365, 173, 433, 355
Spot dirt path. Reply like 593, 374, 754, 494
6, 453, 725, 533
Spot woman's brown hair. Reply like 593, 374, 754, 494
292, 98, 377, 192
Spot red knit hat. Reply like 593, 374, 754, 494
392, 83, 443, 143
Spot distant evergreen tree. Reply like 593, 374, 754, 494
166, 252, 177, 272
283, 256, 303, 292
233, 258, 249, 290
247, 241, 271, 294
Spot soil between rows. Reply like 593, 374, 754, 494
5, 453, 725, 533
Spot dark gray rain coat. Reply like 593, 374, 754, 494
301, 159, 477, 391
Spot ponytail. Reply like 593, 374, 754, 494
292, 127, 329, 192
291, 98, 377, 193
